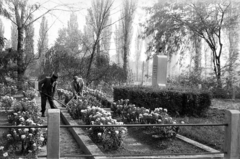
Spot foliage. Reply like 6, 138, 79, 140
143, 0, 240, 87
0, 49, 18, 84
113, 86, 211, 117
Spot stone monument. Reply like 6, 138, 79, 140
152, 54, 167, 88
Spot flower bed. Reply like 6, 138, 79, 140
65, 88, 187, 152
0, 94, 47, 158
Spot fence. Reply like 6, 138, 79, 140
0, 109, 239, 159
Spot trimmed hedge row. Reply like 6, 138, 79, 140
113, 86, 211, 117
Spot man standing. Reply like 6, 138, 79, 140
71, 76, 84, 99
38, 73, 58, 117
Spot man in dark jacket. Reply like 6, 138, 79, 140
38, 73, 58, 117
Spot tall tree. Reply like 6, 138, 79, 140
38, 16, 48, 75
117, 0, 137, 82
114, 24, 123, 67
85, 0, 114, 84
0, 19, 4, 51
11, 22, 17, 51
135, 26, 142, 82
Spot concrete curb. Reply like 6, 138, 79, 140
60, 108, 104, 159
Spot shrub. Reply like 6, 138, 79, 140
113, 86, 211, 117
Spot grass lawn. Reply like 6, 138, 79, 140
176, 98, 240, 151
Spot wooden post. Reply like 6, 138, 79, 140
224, 110, 240, 159
47, 109, 60, 159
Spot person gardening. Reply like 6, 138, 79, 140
71, 76, 84, 99
38, 73, 58, 117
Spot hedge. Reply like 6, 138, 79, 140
113, 86, 211, 117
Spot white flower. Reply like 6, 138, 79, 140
28, 150, 32, 153
164, 108, 168, 112
19, 117, 25, 122
0, 146, 4, 150
30, 128, 35, 131
7, 134, 11, 138
13, 113, 17, 116
181, 121, 185, 124
29, 133, 33, 137
21, 135, 26, 139
97, 133, 102, 137
32, 143, 36, 147
24, 128, 29, 132
3, 152, 8, 157
173, 121, 176, 124
39, 137, 44, 141
115, 131, 119, 135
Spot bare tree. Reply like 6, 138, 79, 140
85, 0, 114, 84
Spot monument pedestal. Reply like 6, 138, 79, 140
152, 54, 167, 88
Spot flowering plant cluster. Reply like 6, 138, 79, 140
0, 96, 16, 112
57, 89, 72, 100
0, 84, 18, 96
67, 98, 89, 119
111, 99, 183, 139
67, 95, 102, 119
13, 98, 38, 115
0, 98, 46, 158
22, 90, 37, 100
84, 87, 107, 101
81, 106, 127, 151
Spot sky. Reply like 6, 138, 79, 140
1, 0, 156, 62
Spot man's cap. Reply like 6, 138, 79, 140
52, 72, 58, 79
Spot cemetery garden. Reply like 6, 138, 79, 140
1, 0, 240, 158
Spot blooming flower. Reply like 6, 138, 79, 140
164, 108, 168, 112
3, 152, 8, 157
24, 128, 29, 132
7, 134, 11, 138
21, 135, 26, 139
181, 121, 185, 124
39, 137, 44, 141
97, 133, 102, 137
0, 146, 4, 150
115, 131, 119, 135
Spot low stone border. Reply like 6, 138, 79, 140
59, 107, 104, 159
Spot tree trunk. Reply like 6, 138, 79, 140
17, 27, 25, 90
216, 56, 222, 88
123, 45, 128, 83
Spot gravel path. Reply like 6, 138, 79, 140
35, 96, 85, 158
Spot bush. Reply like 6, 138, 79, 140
113, 86, 211, 117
